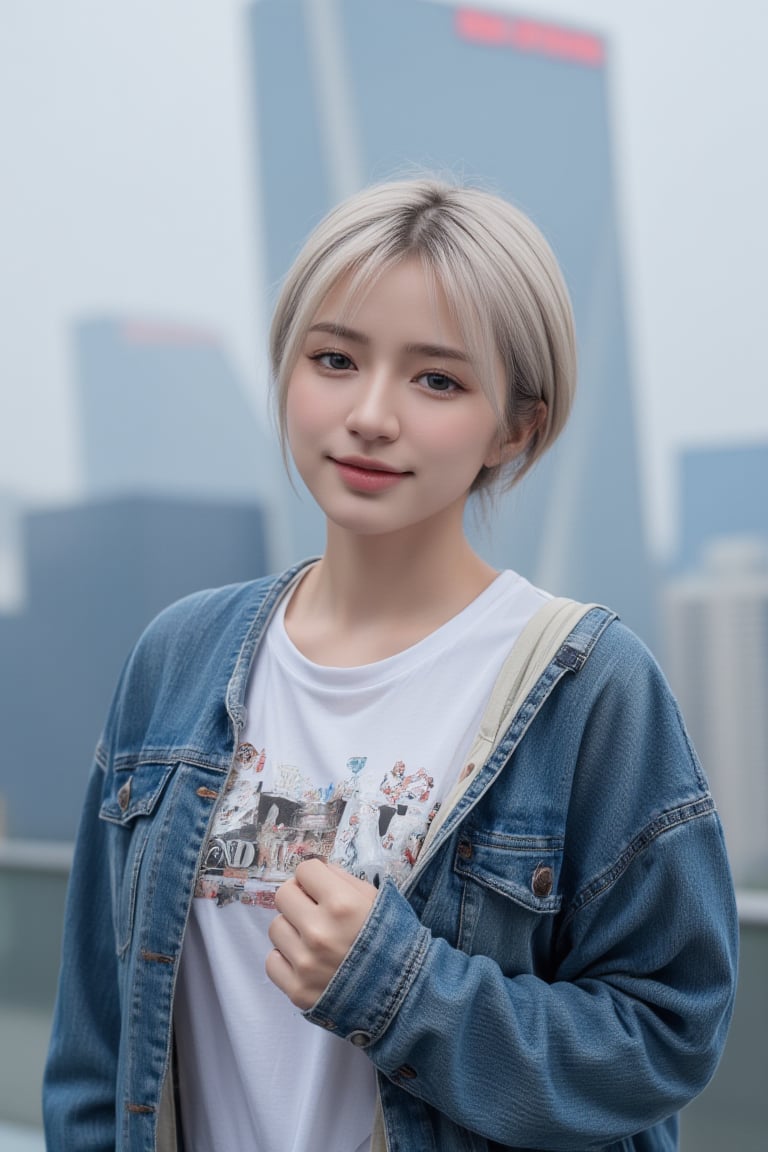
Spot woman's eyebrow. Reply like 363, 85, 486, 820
308, 322, 368, 343
308, 323, 470, 363
405, 342, 470, 363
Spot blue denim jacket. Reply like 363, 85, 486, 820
43, 561, 738, 1151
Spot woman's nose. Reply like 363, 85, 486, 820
344, 376, 400, 441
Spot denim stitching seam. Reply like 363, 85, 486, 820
564, 795, 717, 925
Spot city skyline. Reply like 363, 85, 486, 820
1, 0, 768, 558
0, 0, 685, 841
0, 0, 766, 847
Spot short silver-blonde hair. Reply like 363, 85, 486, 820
269, 178, 576, 492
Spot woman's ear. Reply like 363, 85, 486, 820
483, 401, 547, 469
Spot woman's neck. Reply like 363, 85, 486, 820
284, 520, 499, 666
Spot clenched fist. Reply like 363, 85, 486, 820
266, 859, 379, 1011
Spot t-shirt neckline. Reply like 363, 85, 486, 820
269, 569, 520, 691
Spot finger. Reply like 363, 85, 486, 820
274, 876, 316, 922
295, 864, 364, 923
294, 858, 377, 906
265, 946, 297, 998
265, 947, 317, 1012
293, 858, 335, 900
268, 912, 302, 958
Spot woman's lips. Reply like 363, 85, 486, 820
331, 459, 407, 493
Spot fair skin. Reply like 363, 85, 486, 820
266, 256, 543, 1010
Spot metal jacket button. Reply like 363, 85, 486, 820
395, 1064, 418, 1079
117, 778, 132, 812
532, 865, 554, 897
348, 1030, 371, 1047
457, 840, 472, 860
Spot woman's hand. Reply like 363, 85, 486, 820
266, 859, 378, 1010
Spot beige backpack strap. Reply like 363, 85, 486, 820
422, 597, 598, 850
470, 597, 598, 759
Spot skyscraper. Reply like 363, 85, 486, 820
663, 538, 768, 886
675, 442, 768, 572
77, 317, 279, 505
0, 494, 269, 840
247, 0, 654, 641
77, 315, 330, 566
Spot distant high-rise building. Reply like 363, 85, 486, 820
77, 317, 272, 501
0, 495, 269, 840
675, 442, 768, 572
76, 315, 322, 566
248, 0, 654, 641
663, 537, 768, 886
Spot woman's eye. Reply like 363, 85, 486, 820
313, 351, 354, 371
418, 372, 462, 395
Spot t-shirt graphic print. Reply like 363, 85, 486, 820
195, 745, 439, 909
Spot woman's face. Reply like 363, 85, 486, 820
285, 257, 518, 542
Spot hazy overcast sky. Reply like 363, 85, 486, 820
1, 0, 767, 556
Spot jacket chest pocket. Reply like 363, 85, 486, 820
99, 763, 175, 956
453, 831, 563, 973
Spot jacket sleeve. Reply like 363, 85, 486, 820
302, 637, 739, 1150
43, 755, 121, 1151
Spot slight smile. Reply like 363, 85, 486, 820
330, 456, 410, 494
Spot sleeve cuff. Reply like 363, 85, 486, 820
302, 877, 430, 1046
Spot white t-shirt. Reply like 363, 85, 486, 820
174, 570, 548, 1152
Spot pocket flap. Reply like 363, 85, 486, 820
454, 831, 563, 913
99, 763, 175, 825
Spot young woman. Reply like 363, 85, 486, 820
44, 179, 738, 1152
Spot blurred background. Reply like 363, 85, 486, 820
1, 0, 766, 1146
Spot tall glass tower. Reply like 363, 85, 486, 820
248, 0, 654, 641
